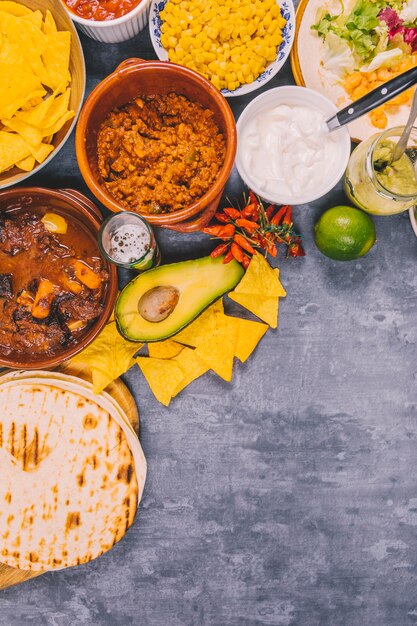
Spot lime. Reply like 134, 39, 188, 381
314, 205, 376, 261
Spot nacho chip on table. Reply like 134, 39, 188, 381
171, 347, 209, 397
225, 316, 269, 363
228, 253, 286, 328
72, 322, 143, 394
173, 299, 223, 347
148, 339, 184, 359
136, 357, 185, 407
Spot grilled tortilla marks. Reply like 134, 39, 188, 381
0, 376, 147, 571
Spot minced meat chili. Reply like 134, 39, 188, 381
97, 93, 227, 214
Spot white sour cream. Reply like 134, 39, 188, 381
239, 103, 342, 202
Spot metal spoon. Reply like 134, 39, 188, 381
390, 87, 417, 164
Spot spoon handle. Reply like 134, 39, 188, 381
391, 88, 417, 162
327, 66, 417, 131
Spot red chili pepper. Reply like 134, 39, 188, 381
202, 224, 235, 240
289, 240, 305, 257
265, 204, 275, 219
235, 218, 258, 232
234, 233, 256, 255
241, 254, 251, 270
214, 212, 230, 223
241, 202, 259, 221
264, 234, 277, 257
223, 207, 241, 220
270, 205, 288, 226
210, 242, 230, 258
222, 249, 234, 263
257, 235, 268, 251
282, 205, 292, 225
231, 242, 244, 262
249, 190, 258, 206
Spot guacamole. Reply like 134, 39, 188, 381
373, 140, 417, 196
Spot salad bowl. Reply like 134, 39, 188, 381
291, 0, 417, 141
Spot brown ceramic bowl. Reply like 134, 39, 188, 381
76, 58, 237, 233
0, 187, 117, 370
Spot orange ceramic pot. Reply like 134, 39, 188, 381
76, 58, 237, 233
0, 187, 117, 369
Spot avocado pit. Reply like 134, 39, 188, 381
138, 286, 180, 323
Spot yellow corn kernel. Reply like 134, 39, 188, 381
270, 4, 280, 17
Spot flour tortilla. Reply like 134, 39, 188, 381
295, 0, 412, 141
0, 370, 137, 438
0, 377, 146, 571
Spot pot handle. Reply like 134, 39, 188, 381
58, 188, 103, 222
163, 192, 222, 233
116, 58, 147, 73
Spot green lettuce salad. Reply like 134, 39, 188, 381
312, 0, 417, 76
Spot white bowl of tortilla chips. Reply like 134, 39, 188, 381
0, 0, 85, 189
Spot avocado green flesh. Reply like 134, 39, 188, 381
115, 256, 245, 342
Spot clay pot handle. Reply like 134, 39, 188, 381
116, 58, 147, 73
163, 193, 222, 233
58, 188, 103, 223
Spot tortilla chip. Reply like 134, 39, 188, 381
174, 300, 222, 347
148, 340, 184, 359
0, 131, 31, 173
229, 292, 279, 328
72, 322, 143, 393
172, 347, 209, 396
226, 316, 268, 362
228, 253, 286, 328
22, 9, 42, 29
2, 117, 42, 147
15, 85, 69, 127
43, 9, 57, 35
136, 357, 184, 406
0, 5, 73, 174
0, 62, 44, 118
42, 109, 75, 136
42, 30, 71, 90
233, 253, 286, 298
193, 312, 237, 382
0, 1, 31, 16
15, 154, 35, 171
29, 142, 54, 164
0, 40, 23, 65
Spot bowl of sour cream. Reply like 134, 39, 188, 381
235, 86, 351, 205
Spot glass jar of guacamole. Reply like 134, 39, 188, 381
344, 127, 417, 215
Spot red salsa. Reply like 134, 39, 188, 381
63, 0, 142, 21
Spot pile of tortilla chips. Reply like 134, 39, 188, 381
0, 2, 74, 174
74, 254, 287, 406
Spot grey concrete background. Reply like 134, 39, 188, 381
1, 5, 417, 626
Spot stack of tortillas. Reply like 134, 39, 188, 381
0, 370, 146, 572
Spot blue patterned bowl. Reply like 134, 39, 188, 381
149, 0, 295, 98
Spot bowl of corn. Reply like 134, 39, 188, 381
149, 0, 295, 97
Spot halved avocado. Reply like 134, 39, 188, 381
115, 256, 244, 342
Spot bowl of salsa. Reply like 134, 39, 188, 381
59, 0, 151, 42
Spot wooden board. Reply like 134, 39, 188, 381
0, 364, 139, 591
